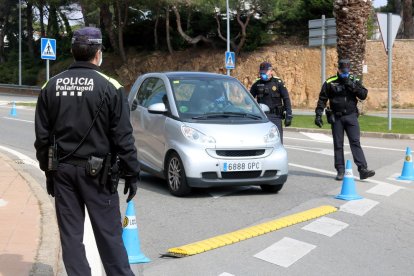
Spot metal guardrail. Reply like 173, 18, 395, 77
0, 83, 40, 96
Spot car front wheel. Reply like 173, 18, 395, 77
260, 184, 284, 193
166, 153, 191, 196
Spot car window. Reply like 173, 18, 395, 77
137, 78, 167, 108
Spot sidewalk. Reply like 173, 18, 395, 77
0, 152, 59, 276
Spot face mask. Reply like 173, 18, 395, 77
260, 73, 269, 81
98, 50, 103, 66
339, 72, 349, 79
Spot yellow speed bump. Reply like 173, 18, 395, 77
166, 205, 337, 257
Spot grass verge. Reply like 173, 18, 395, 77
292, 114, 414, 134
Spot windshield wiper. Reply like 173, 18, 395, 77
192, 112, 262, 120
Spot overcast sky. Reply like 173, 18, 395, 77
373, 0, 387, 8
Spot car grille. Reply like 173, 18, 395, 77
221, 171, 261, 179
215, 150, 265, 157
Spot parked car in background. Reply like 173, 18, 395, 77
128, 72, 288, 196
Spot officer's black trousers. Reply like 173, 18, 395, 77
331, 112, 368, 173
267, 114, 284, 144
53, 163, 134, 276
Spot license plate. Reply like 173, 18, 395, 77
221, 161, 262, 172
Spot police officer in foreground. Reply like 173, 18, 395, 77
34, 27, 139, 275
250, 62, 292, 143
315, 59, 375, 181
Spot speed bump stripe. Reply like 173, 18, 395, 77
167, 205, 337, 257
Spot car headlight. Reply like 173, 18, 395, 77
264, 125, 280, 143
181, 126, 216, 144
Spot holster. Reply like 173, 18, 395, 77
326, 108, 335, 124
86, 156, 104, 177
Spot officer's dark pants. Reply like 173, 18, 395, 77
267, 113, 284, 143
331, 112, 368, 173
53, 163, 133, 276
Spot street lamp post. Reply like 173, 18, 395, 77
226, 0, 230, 76
19, 0, 22, 86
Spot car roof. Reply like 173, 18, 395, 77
149, 71, 235, 80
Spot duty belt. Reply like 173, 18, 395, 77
60, 156, 88, 168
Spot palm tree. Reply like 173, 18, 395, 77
334, 0, 372, 78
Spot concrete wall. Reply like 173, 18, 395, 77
117, 40, 414, 110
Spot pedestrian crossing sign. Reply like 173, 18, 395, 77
41, 38, 56, 60
225, 51, 235, 69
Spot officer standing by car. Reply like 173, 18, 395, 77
34, 27, 139, 275
250, 62, 293, 143
314, 59, 375, 181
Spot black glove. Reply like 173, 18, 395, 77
345, 78, 356, 90
284, 115, 292, 127
315, 115, 323, 128
45, 171, 55, 197
124, 176, 138, 202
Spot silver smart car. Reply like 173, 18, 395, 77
128, 72, 288, 196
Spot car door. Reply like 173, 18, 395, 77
133, 77, 168, 172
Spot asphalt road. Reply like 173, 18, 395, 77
1, 96, 413, 275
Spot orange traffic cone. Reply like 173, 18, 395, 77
397, 147, 414, 180
122, 200, 150, 264
335, 160, 363, 200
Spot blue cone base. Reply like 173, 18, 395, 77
128, 254, 150, 264
397, 175, 414, 180
335, 194, 363, 201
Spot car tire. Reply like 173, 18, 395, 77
260, 184, 283, 193
166, 153, 191, 197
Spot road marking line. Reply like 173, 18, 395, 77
2, 116, 34, 123
302, 216, 348, 237
254, 237, 316, 268
285, 136, 405, 152
285, 145, 350, 156
339, 198, 379, 216
289, 163, 336, 176
300, 132, 333, 142
165, 205, 337, 257
218, 273, 235, 276
366, 183, 403, 197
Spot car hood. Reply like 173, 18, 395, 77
184, 122, 277, 148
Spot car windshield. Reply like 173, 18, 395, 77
169, 77, 264, 121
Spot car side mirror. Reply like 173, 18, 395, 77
259, 103, 270, 113
131, 99, 138, 111
148, 103, 167, 114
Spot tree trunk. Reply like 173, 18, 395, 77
115, 1, 127, 63
171, 6, 212, 45
166, 6, 173, 54
215, 13, 239, 50
46, 5, 60, 38
234, 10, 253, 56
59, 10, 73, 38
154, 7, 160, 50
100, 3, 119, 53
38, 2, 46, 37
79, 0, 90, 26
334, 0, 372, 78
402, 0, 414, 38
394, 0, 402, 14
26, 1, 34, 58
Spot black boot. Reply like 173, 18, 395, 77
359, 168, 375, 180
335, 171, 344, 181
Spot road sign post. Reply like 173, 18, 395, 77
225, 51, 235, 71
41, 38, 57, 81
308, 16, 337, 86
376, 13, 402, 131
